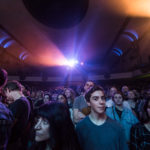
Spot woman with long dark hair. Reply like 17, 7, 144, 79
30, 102, 81, 150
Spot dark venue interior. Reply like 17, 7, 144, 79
1, 1, 150, 150
0, 0, 150, 87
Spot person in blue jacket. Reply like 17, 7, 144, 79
106, 91, 139, 143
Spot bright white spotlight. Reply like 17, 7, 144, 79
64, 59, 78, 67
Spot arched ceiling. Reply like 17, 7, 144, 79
0, 0, 150, 77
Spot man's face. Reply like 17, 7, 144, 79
122, 86, 129, 93
87, 90, 106, 115
5, 89, 14, 104
31, 91, 36, 98
127, 91, 135, 100
84, 81, 94, 93
113, 93, 123, 106
109, 87, 117, 97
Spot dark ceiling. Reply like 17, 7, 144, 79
1, 0, 150, 78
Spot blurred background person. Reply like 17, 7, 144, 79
130, 98, 150, 150
0, 68, 13, 150
73, 81, 94, 124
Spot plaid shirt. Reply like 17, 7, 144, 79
130, 123, 150, 150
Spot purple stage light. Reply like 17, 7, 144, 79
124, 29, 139, 40
80, 62, 84, 66
19, 51, 28, 60
0, 36, 9, 45
122, 34, 134, 42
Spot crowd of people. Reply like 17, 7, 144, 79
0, 67, 150, 150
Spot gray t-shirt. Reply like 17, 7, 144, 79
73, 95, 88, 111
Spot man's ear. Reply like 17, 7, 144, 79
87, 101, 91, 107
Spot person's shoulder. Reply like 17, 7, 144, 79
106, 106, 113, 111
106, 106, 114, 115
74, 95, 84, 103
0, 102, 9, 114
76, 116, 89, 129
15, 97, 26, 104
123, 101, 131, 109
75, 95, 84, 100
0, 102, 6, 109
0, 102, 14, 122
106, 117, 123, 130
12, 97, 29, 107
123, 106, 132, 112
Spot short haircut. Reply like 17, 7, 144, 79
85, 85, 105, 102
0, 68, 7, 88
112, 91, 123, 101
4, 80, 22, 92
84, 80, 94, 86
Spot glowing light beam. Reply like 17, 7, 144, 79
3, 40, 14, 48
122, 34, 134, 42
113, 50, 121, 56
125, 29, 139, 40
0, 36, 9, 45
113, 48, 123, 55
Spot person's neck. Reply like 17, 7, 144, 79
89, 111, 107, 126
115, 105, 123, 111
12, 91, 24, 101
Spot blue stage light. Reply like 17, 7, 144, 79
19, 51, 28, 60
3, 40, 14, 48
0, 36, 9, 45
124, 29, 139, 40
122, 34, 134, 42
113, 48, 123, 56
